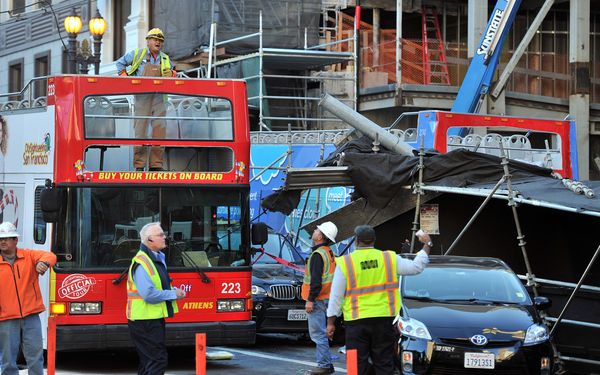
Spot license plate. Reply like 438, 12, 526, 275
464, 352, 495, 369
287, 309, 308, 321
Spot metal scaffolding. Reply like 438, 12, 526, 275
206, 12, 357, 131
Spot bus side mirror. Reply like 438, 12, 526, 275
251, 222, 268, 246
40, 182, 63, 223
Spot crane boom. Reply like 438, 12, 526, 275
451, 0, 522, 114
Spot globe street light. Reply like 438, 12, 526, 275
64, 8, 106, 75
89, 9, 107, 75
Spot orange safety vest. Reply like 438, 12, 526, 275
301, 246, 336, 301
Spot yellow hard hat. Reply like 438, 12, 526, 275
146, 28, 164, 41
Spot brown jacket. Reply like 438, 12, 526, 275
0, 248, 57, 321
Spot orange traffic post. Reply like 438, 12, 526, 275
195, 333, 206, 375
47, 315, 56, 375
346, 348, 358, 375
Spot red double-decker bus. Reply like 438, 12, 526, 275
1, 75, 265, 351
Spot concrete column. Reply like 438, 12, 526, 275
373, 8, 380, 68
570, 0, 590, 180
124, 0, 150, 53
468, 0, 487, 59
467, 0, 489, 114
96, 0, 113, 72
0, 0, 9, 23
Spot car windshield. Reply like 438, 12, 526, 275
251, 233, 304, 265
402, 265, 530, 304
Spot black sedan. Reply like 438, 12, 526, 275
395, 255, 553, 374
251, 231, 309, 333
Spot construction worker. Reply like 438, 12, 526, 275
326, 225, 431, 375
302, 221, 338, 375
115, 28, 176, 171
0, 222, 56, 375
127, 222, 186, 375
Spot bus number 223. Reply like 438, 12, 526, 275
221, 282, 241, 294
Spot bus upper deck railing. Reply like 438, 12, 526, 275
0, 76, 49, 112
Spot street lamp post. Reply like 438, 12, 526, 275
63, 8, 106, 75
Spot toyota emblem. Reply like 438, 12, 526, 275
470, 334, 488, 346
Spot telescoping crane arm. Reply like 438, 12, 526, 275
451, 0, 522, 114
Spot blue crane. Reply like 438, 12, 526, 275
451, 0, 523, 114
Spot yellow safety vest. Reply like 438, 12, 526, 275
126, 48, 172, 77
337, 249, 400, 321
126, 250, 178, 320
301, 246, 336, 301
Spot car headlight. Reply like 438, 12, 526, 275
524, 323, 549, 345
251, 285, 267, 296
396, 316, 432, 340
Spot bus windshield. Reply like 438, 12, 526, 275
53, 187, 249, 271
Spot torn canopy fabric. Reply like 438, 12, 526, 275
342, 148, 554, 209
261, 136, 555, 213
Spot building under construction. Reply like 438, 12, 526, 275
1, 0, 600, 180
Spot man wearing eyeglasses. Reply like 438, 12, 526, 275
127, 222, 186, 375
0, 221, 56, 375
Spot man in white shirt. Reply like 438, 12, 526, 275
326, 225, 431, 375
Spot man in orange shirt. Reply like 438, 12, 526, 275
0, 222, 56, 375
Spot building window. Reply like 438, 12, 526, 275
8, 60, 24, 102
34, 53, 50, 99
34, 186, 47, 244
11, 0, 26, 15
113, 0, 131, 59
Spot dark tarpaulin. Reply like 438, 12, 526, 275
152, 0, 321, 60
261, 189, 302, 216
344, 148, 553, 209
261, 135, 555, 213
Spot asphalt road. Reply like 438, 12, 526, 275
34, 334, 348, 375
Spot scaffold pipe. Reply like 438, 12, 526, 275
319, 93, 414, 156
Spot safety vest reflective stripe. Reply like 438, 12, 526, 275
127, 48, 146, 76
133, 253, 156, 277
344, 254, 360, 320
383, 251, 398, 315
126, 299, 133, 318
345, 281, 399, 296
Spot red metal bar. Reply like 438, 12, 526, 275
47, 315, 56, 375
195, 333, 206, 375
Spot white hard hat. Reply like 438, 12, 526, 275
0, 222, 19, 238
317, 221, 338, 243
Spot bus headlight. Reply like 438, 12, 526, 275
217, 299, 245, 312
69, 302, 102, 314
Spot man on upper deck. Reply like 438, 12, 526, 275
115, 28, 176, 171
